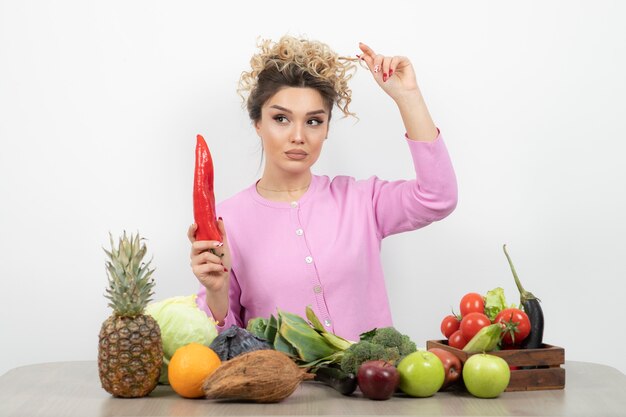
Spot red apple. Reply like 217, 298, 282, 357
356, 360, 399, 400
428, 348, 462, 389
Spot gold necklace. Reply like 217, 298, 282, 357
256, 181, 311, 193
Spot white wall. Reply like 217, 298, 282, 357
1, 0, 625, 377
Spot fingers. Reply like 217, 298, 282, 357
389, 56, 400, 78
359, 42, 382, 73
191, 240, 223, 256
191, 250, 222, 267
361, 53, 387, 82
359, 42, 376, 57
189, 218, 230, 287
373, 54, 384, 75
358, 42, 394, 83
357, 42, 375, 71
191, 245, 228, 281
187, 223, 197, 243
192, 262, 228, 279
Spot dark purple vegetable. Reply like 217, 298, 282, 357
209, 325, 272, 361
503, 244, 545, 349
313, 365, 357, 396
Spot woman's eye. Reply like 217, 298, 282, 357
274, 115, 288, 123
308, 119, 324, 126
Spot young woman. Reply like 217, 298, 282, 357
188, 36, 457, 341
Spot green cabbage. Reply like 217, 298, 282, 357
145, 294, 218, 384
484, 287, 519, 321
484, 287, 508, 321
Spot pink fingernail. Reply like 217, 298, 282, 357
374, 65, 380, 73
223, 267, 229, 272
389, 69, 393, 77
383, 73, 388, 82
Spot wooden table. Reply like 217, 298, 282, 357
1, 361, 625, 417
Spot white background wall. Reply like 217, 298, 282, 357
1, 0, 625, 377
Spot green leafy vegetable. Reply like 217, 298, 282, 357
340, 341, 399, 374
484, 287, 519, 321
247, 317, 268, 339
247, 306, 354, 370
246, 307, 416, 373
339, 327, 417, 374
145, 294, 218, 384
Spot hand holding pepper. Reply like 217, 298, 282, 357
188, 219, 231, 293
190, 134, 231, 323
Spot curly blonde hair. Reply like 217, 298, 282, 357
237, 35, 360, 122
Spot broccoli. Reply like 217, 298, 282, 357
369, 327, 417, 356
340, 341, 400, 374
339, 327, 418, 374
370, 327, 404, 348
399, 334, 417, 356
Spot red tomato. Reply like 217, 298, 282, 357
440, 315, 461, 339
460, 312, 491, 341
448, 329, 467, 350
495, 308, 531, 345
459, 292, 485, 317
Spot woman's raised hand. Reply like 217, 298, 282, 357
357, 42, 420, 101
188, 219, 231, 293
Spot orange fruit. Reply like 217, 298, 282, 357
168, 343, 221, 398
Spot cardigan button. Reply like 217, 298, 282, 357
313, 285, 322, 293
324, 319, 332, 327
305, 256, 313, 264
295, 229, 303, 236
290, 201, 298, 208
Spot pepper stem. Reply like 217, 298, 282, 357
503, 244, 539, 304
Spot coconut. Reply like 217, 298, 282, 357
202, 350, 314, 403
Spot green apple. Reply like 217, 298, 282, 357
397, 350, 445, 397
462, 354, 511, 398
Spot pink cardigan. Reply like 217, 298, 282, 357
197, 130, 457, 341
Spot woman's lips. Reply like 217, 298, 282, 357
285, 152, 307, 160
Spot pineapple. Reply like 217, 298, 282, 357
98, 231, 163, 398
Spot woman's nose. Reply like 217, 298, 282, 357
290, 127, 305, 144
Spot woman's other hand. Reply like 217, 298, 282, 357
357, 42, 420, 101
188, 219, 231, 293
358, 41, 437, 141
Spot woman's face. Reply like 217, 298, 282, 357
255, 87, 329, 177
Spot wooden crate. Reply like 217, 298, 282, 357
426, 340, 565, 392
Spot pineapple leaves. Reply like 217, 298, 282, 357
103, 231, 156, 316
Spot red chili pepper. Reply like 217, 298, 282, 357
193, 134, 221, 242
